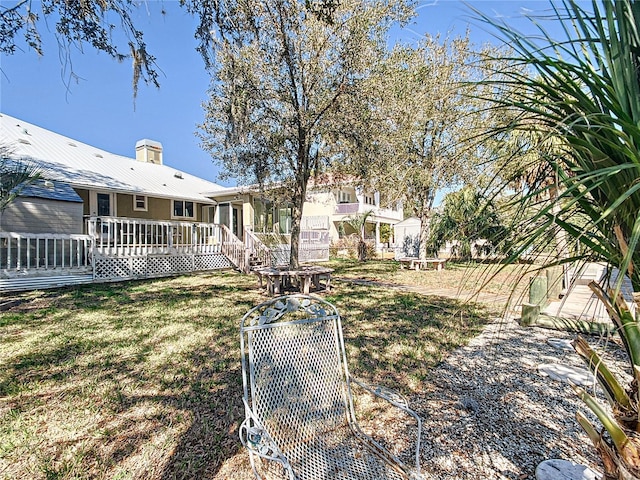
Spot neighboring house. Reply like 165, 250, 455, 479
303, 179, 403, 249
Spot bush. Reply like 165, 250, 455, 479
330, 235, 376, 261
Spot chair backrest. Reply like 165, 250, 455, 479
241, 295, 352, 453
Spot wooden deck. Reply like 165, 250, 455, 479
1, 217, 332, 293
0, 219, 243, 292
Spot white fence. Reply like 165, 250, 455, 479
1, 217, 329, 292
249, 230, 330, 267
0, 233, 92, 272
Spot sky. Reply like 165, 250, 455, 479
0, 1, 560, 189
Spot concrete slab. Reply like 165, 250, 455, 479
538, 363, 595, 387
536, 459, 600, 480
543, 284, 610, 322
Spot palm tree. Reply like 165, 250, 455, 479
428, 186, 507, 261
341, 210, 374, 262
475, 1, 640, 478
0, 147, 40, 229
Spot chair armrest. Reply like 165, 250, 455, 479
349, 377, 424, 478
239, 399, 291, 469
351, 377, 410, 408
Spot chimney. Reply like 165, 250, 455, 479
135, 139, 163, 165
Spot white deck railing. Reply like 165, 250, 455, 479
0, 233, 92, 272
219, 224, 246, 271
87, 217, 224, 256
245, 230, 273, 270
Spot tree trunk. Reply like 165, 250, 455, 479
418, 211, 431, 259
290, 197, 303, 269
289, 141, 311, 270
358, 239, 366, 262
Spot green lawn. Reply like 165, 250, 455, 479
0, 265, 495, 479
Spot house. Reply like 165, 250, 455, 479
303, 178, 403, 249
1, 113, 225, 232
1, 113, 245, 291
0, 113, 403, 291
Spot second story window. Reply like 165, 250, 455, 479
338, 191, 352, 203
364, 194, 375, 206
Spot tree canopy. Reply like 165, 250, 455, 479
338, 33, 511, 258
1, 0, 161, 99
197, 0, 413, 267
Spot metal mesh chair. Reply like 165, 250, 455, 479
239, 294, 424, 479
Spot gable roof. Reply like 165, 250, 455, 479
0, 113, 224, 204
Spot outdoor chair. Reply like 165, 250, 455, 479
239, 294, 424, 479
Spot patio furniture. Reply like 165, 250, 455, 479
254, 266, 333, 295
239, 294, 424, 479
398, 257, 446, 272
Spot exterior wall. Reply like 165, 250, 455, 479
77, 189, 90, 216
116, 194, 207, 222
305, 189, 403, 245
1, 198, 83, 234
242, 195, 253, 231
72, 190, 212, 223
303, 191, 339, 240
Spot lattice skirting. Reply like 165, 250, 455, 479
94, 253, 233, 281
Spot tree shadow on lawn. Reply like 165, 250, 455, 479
1, 273, 496, 479
1, 272, 262, 479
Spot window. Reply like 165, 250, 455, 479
364, 194, 375, 206
134, 195, 147, 211
173, 200, 195, 219
338, 191, 352, 204
97, 193, 111, 216
219, 203, 230, 227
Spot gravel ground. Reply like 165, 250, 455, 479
414, 316, 607, 480
215, 315, 620, 479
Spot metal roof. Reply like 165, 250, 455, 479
18, 179, 83, 203
1, 113, 225, 204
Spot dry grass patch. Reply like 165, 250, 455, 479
327, 258, 538, 302
1, 270, 493, 479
